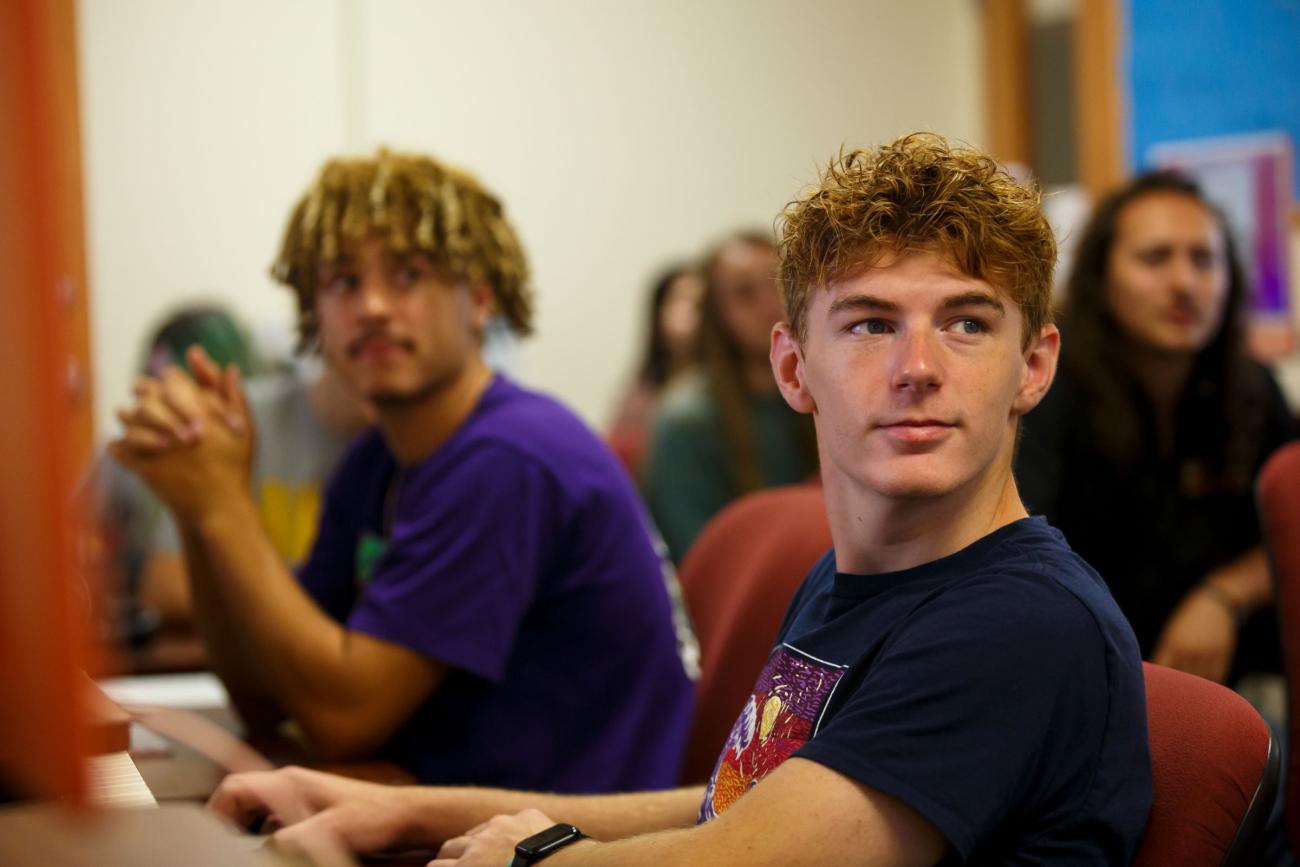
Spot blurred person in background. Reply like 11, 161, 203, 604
1017, 172, 1297, 687
607, 263, 704, 478
643, 232, 818, 561
95, 306, 258, 645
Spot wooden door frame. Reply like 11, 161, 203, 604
0, 0, 97, 803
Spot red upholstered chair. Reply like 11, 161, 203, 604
1135, 662, 1279, 867
676, 483, 831, 784
1258, 440, 1300, 854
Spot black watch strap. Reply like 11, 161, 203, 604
510, 823, 588, 866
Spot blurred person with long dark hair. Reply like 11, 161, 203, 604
607, 264, 704, 477
1017, 172, 1296, 685
643, 233, 817, 561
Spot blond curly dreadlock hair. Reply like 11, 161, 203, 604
779, 133, 1056, 348
272, 150, 533, 350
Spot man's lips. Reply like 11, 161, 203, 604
347, 334, 414, 359
1162, 307, 1201, 328
876, 419, 957, 444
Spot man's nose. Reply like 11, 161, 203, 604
356, 277, 394, 318
891, 329, 942, 392
1168, 252, 1200, 295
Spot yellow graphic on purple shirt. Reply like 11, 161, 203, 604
698, 645, 848, 822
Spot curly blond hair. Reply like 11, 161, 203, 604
271, 149, 533, 349
779, 133, 1055, 347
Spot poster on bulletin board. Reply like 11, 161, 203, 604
1149, 132, 1295, 358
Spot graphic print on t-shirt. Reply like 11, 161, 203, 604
355, 529, 387, 587
698, 644, 848, 822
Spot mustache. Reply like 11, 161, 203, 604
346, 330, 416, 357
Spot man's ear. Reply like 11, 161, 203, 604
466, 281, 497, 334
1012, 323, 1060, 416
771, 322, 816, 414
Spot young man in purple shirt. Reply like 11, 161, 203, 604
202, 136, 1152, 866
112, 151, 694, 791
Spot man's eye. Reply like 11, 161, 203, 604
950, 318, 986, 335
395, 265, 424, 287
850, 319, 891, 335
322, 274, 358, 294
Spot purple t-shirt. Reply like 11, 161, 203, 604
297, 376, 694, 791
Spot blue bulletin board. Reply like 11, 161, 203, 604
1127, 0, 1300, 200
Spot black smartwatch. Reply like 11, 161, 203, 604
510, 823, 588, 866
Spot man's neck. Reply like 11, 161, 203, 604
1123, 341, 1197, 454
823, 440, 1028, 575
376, 359, 494, 466
1126, 339, 1195, 414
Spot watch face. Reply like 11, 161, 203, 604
516, 823, 584, 860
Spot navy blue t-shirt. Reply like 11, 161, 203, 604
296, 376, 694, 792
699, 517, 1152, 866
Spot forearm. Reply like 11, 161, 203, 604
545, 830, 696, 867
183, 497, 361, 735
410, 785, 705, 845
179, 524, 284, 732
1203, 546, 1272, 614
537, 758, 946, 867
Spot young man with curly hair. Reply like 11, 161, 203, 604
111, 151, 694, 792
203, 135, 1152, 866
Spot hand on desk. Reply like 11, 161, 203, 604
109, 345, 255, 524
210, 765, 423, 856
212, 766, 563, 867
430, 809, 561, 867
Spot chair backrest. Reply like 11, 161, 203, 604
1257, 439, 1300, 853
1135, 662, 1279, 867
676, 483, 832, 784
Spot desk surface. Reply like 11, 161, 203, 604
0, 802, 280, 866
97, 672, 416, 803
124, 634, 210, 676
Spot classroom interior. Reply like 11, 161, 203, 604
3, 1, 1300, 864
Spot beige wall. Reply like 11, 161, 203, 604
79, 0, 984, 435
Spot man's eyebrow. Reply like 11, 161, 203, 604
940, 291, 1006, 315
826, 291, 1006, 316
827, 293, 900, 316
317, 255, 354, 272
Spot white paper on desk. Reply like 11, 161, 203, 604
97, 672, 230, 710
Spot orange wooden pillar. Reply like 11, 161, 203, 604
0, 0, 97, 802
1075, 0, 1127, 200
982, 0, 1034, 168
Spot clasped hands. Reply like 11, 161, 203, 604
109, 345, 255, 525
